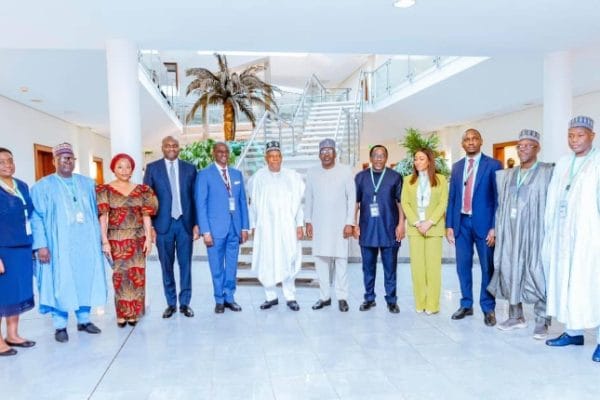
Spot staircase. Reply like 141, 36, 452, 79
235, 75, 363, 285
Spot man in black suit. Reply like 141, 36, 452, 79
144, 136, 199, 318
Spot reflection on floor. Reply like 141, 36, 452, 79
2, 260, 599, 400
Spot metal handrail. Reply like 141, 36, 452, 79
234, 111, 296, 169
235, 111, 271, 169
333, 107, 345, 144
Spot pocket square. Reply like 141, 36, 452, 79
234, 181, 241, 185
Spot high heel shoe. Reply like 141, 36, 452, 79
117, 320, 127, 328
127, 319, 138, 327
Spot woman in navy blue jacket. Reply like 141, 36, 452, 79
0, 147, 36, 356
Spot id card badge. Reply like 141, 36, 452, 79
25, 220, 32, 235
559, 200, 568, 219
370, 202, 380, 217
229, 197, 236, 212
510, 208, 517, 219
76, 211, 85, 223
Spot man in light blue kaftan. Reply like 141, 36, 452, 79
30, 143, 107, 343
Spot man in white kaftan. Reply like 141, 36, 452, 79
249, 141, 305, 311
543, 116, 600, 363
30, 143, 107, 343
304, 139, 355, 312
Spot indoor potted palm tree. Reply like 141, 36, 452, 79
185, 53, 279, 141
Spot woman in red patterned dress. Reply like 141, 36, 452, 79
97, 154, 157, 327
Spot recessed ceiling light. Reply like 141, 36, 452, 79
393, 0, 416, 8
20, 86, 29, 93
30, 99, 43, 103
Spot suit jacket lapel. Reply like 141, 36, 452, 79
157, 160, 172, 198
473, 155, 487, 194
177, 160, 184, 198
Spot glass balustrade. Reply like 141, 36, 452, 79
366, 55, 462, 104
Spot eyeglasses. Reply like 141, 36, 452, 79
57, 156, 77, 161
516, 144, 538, 150
319, 148, 334, 155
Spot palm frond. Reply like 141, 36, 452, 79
238, 100, 257, 126
215, 53, 229, 75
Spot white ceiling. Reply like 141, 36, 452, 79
2, 1, 600, 55
1, 1, 599, 144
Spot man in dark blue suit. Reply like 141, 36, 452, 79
446, 129, 501, 326
195, 142, 249, 314
143, 136, 199, 319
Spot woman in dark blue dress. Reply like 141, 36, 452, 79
0, 147, 35, 356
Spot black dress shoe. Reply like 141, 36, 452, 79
484, 311, 497, 327
260, 299, 279, 310
55, 329, 69, 343
359, 300, 376, 311
0, 348, 17, 356
451, 307, 474, 320
312, 298, 331, 310
287, 300, 300, 311
215, 304, 225, 314
5, 339, 36, 348
338, 300, 349, 312
180, 305, 195, 317
127, 320, 138, 327
117, 321, 127, 328
77, 322, 102, 334
224, 302, 242, 312
162, 306, 176, 318
387, 303, 400, 314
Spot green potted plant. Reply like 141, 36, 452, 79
395, 128, 450, 177
179, 139, 242, 170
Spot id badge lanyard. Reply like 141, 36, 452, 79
510, 162, 539, 219
559, 148, 595, 218
221, 168, 236, 212
0, 179, 31, 234
369, 167, 386, 217
55, 174, 85, 223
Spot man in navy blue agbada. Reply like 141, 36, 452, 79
446, 129, 501, 327
354, 145, 406, 313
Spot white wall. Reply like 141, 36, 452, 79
435, 90, 600, 165
0, 95, 111, 185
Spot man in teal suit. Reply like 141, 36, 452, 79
195, 142, 249, 313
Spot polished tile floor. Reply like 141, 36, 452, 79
2, 260, 599, 400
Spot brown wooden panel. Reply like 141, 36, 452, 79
34, 144, 55, 181
93, 156, 104, 185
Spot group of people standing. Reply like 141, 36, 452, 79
0, 115, 598, 364
445, 116, 599, 364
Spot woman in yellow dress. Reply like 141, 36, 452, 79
401, 148, 448, 314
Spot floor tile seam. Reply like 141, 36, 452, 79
86, 324, 137, 400
258, 347, 279, 400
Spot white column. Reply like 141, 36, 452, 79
106, 39, 143, 182
542, 51, 572, 163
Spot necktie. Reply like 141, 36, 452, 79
169, 161, 181, 219
463, 158, 475, 213
221, 168, 231, 194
